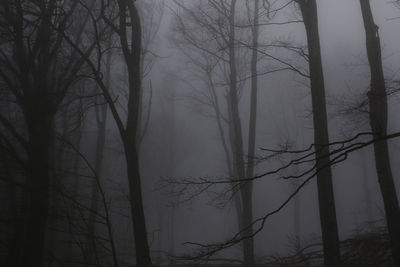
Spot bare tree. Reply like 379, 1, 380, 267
295, 1, 343, 266
170, 0, 310, 264
56, 137, 120, 267
170, 0, 268, 264
0, 1, 97, 266
162, 129, 400, 262
84, 48, 111, 264
61, 0, 154, 265
359, 1, 400, 266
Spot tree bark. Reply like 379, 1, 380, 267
246, 0, 259, 181
0, 1, 92, 265
243, 0, 260, 264
360, 150, 373, 224
297, 1, 342, 266
20, 104, 53, 267
227, 0, 254, 265
359, 1, 400, 266
118, 1, 153, 266
18, 3, 55, 263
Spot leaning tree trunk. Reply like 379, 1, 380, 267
359, 1, 400, 266
118, 1, 153, 266
297, 1, 342, 267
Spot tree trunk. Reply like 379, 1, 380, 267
360, 150, 373, 224
291, 158, 301, 248
359, 1, 400, 265
246, 0, 259, 181
124, 146, 152, 267
85, 52, 111, 264
228, 0, 254, 265
298, 1, 342, 267
66, 106, 84, 262
20, 106, 53, 267
243, 0, 260, 263
119, 1, 153, 266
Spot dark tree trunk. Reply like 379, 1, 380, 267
360, 150, 373, 224
118, 1, 153, 266
243, 0, 260, 264
227, 0, 254, 265
85, 51, 111, 264
0, 1, 89, 266
359, 1, 400, 266
291, 158, 301, 248
66, 105, 84, 262
297, 1, 342, 267
3, 160, 19, 266
18, 7, 55, 264
16, 2, 57, 264
20, 105, 53, 267
246, 0, 259, 181
124, 147, 152, 267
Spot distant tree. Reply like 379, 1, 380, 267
170, 0, 270, 264
84, 46, 111, 264
358, 1, 400, 265
63, 0, 154, 265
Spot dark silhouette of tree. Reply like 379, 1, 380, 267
84, 47, 111, 264
359, 1, 400, 266
170, 0, 273, 264
295, 1, 342, 266
61, 0, 154, 265
0, 1, 96, 266
107, 2, 152, 265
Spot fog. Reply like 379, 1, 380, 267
1, 0, 400, 266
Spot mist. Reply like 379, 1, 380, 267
0, 1, 400, 267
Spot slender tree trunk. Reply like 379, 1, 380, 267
208, 71, 233, 177
225, 90, 244, 236
246, 0, 259, 181
359, 1, 400, 266
227, 0, 254, 265
291, 161, 301, 248
66, 105, 84, 262
167, 87, 176, 265
84, 52, 111, 264
243, 0, 260, 264
297, 1, 341, 266
293, 183, 301, 244
124, 146, 152, 267
118, 2, 153, 266
360, 150, 373, 224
